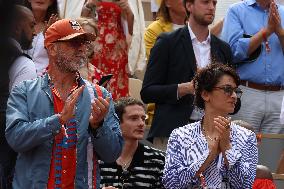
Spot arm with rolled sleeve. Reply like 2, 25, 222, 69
5, 84, 61, 153
162, 129, 209, 189
221, 6, 251, 63
91, 88, 123, 163
223, 132, 258, 188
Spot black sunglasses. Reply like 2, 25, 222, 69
213, 85, 243, 98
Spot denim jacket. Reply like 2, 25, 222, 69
5, 74, 123, 189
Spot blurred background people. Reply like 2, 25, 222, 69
82, 0, 134, 100
22, 0, 59, 76
144, 0, 186, 61
76, 17, 98, 82
151, 0, 161, 20
0, 5, 37, 189
144, 0, 186, 126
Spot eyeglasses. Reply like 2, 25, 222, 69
55, 39, 91, 48
213, 85, 243, 98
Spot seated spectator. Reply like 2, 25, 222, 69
23, 0, 59, 76
253, 165, 276, 189
163, 63, 258, 188
99, 97, 165, 189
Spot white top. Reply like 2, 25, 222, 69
188, 24, 211, 120
172, 23, 184, 30
9, 39, 37, 91
188, 23, 211, 68
151, 0, 160, 12
57, 0, 85, 19
26, 32, 49, 76
128, 0, 146, 76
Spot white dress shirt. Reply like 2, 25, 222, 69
188, 24, 211, 120
9, 39, 37, 91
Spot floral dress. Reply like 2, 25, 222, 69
92, 2, 129, 100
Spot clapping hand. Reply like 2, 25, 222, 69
89, 96, 110, 129
267, 0, 284, 36
214, 116, 231, 153
59, 85, 85, 124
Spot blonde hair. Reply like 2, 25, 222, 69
76, 17, 98, 37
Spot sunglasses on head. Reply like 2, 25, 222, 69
213, 85, 243, 98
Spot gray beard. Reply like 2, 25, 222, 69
56, 55, 88, 73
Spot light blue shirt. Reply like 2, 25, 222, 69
162, 121, 258, 189
221, 0, 284, 86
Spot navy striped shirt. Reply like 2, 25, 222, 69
162, 121, 258, 189
99, 143, 165, 188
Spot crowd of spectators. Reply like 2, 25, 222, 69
0, 0, 284, 188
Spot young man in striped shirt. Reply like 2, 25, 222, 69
99, 97, 165, 189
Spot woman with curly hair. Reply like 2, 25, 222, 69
163, 63, 258, 189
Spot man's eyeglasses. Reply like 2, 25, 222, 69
55, 39, 91, 48
213, 85, 243, 98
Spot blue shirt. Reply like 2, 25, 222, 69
162, 121, 258, 189
221, 0, 284, 85
5, 74, 123, 189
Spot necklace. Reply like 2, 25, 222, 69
201, 118, 217, 142
117, 157, 132, 171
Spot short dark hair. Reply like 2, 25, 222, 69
114, 97, 145, 123
193, 63, 240, 109
22, 0, 59, 21
10, 5, 32, 31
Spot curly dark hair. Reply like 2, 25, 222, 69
193, 63, 240, 110
114, 97, 145, 123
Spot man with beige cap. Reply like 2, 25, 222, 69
5, 19, 123, 189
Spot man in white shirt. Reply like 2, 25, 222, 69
141, 0, 233, 151
9, 5, 37, 90
0, 5, 37, 189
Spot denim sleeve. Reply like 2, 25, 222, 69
221, 6, 250, 63
5, 84, 61, 152
224, 132, 258, 188
92, 87, 123, 163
